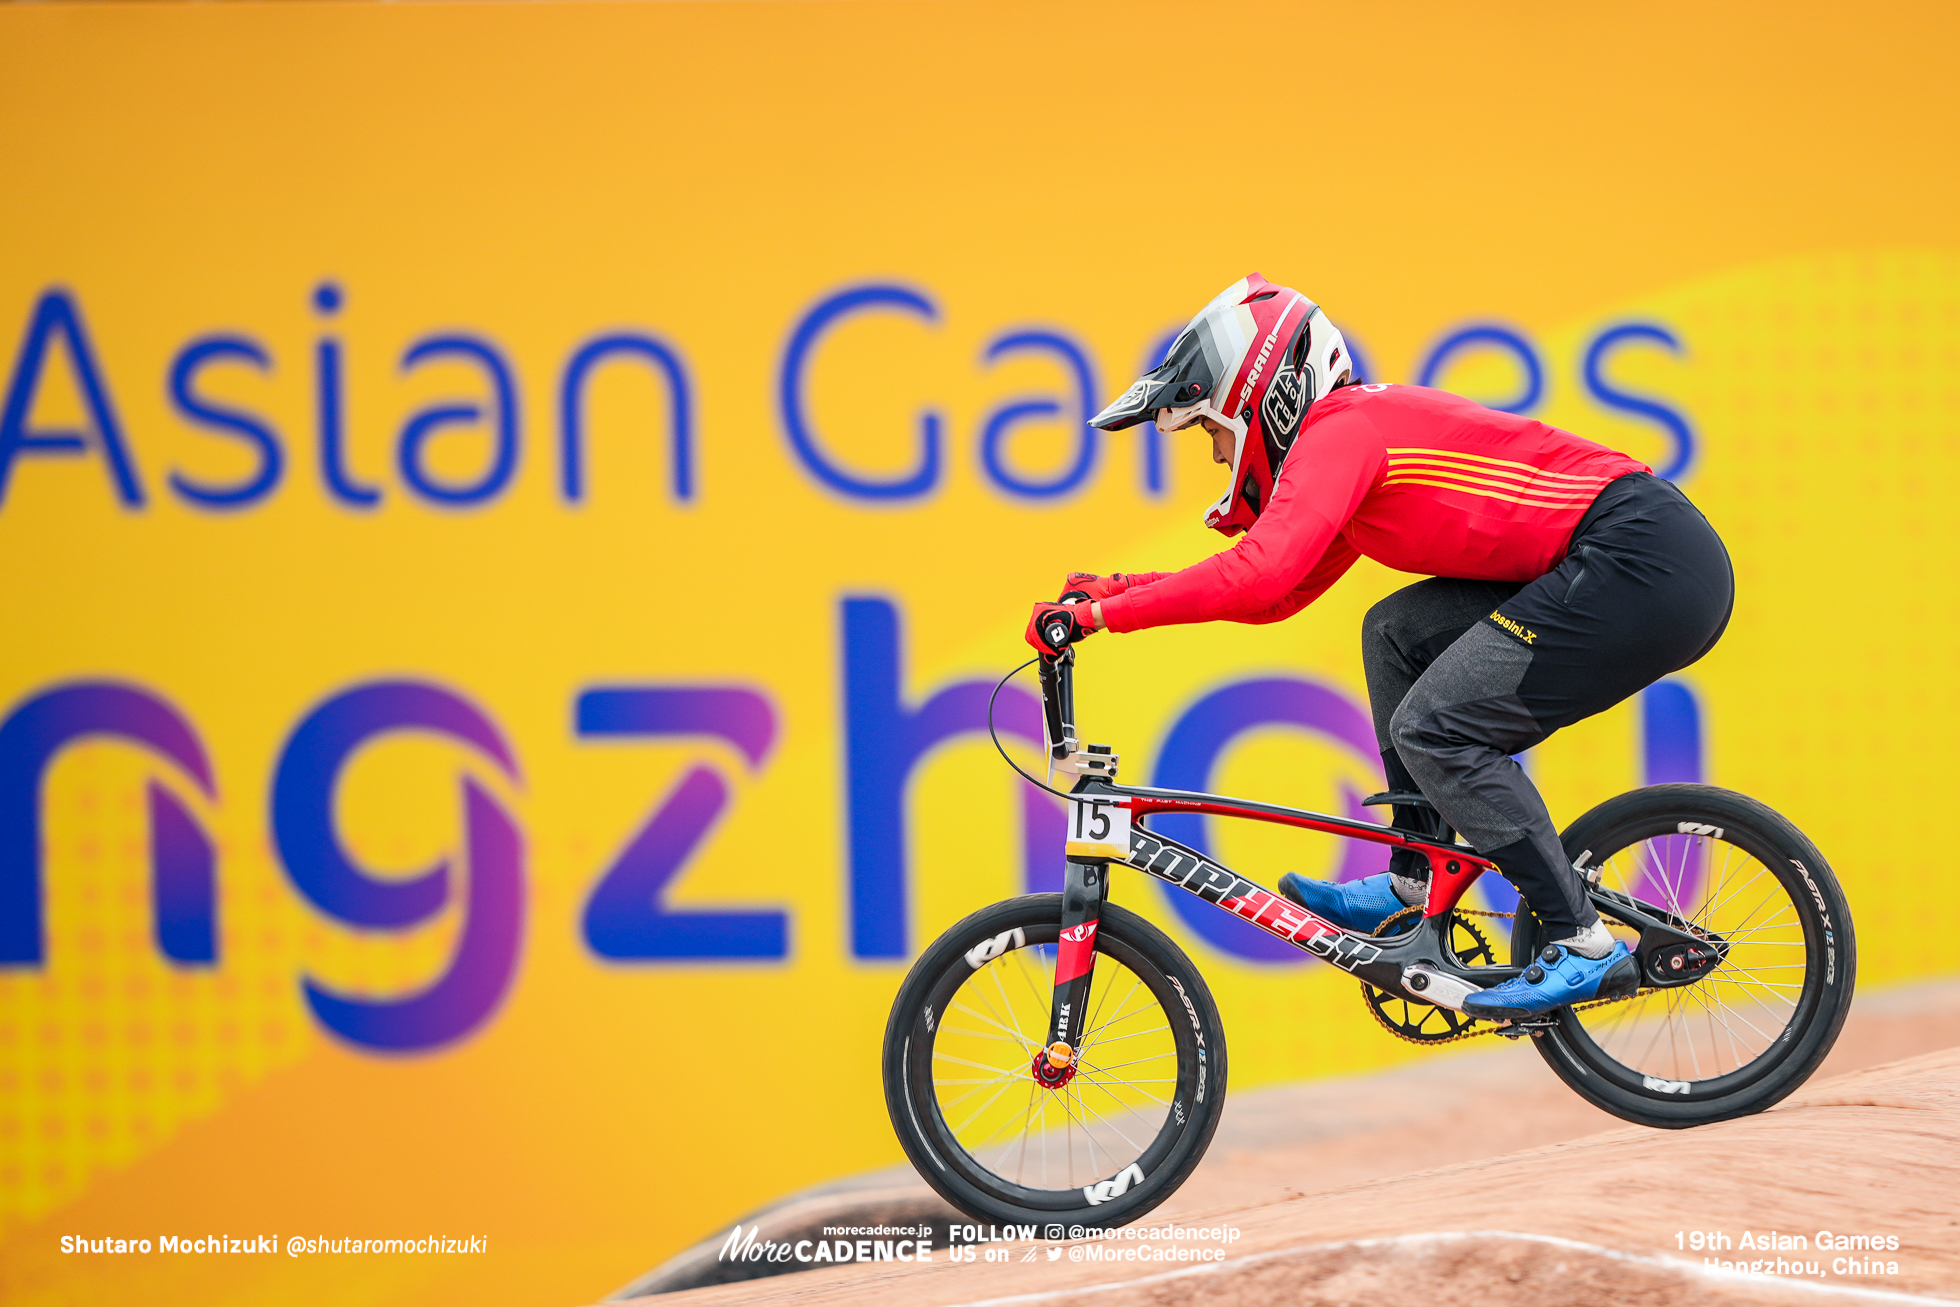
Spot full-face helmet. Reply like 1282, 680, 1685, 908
1091, 274, 1353, 535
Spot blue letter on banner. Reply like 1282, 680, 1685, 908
0, 289, 144, 508
978, 330, 1099, 499
1584, 323, 1694, 481
397, 334, 520, 506
1416, 324, 1544, 415
576, 686, 788, 961
560, 333, 694, 504
841, 597, 1063, 958
779, 285, 941, 501
168, 335, 283, 508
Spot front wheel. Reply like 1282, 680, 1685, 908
883, 894, 1227, 1227
1513, 784, 1856, 1128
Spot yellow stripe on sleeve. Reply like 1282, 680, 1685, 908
1379, 474, 1601, 511
1385, 447, 1611, 485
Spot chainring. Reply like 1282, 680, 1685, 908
1361, 907, 1501, 1045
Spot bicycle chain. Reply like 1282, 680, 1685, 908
1358, 906, 1644, 1047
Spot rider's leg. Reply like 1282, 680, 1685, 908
1392, 474, 1734, 976
1387, 624, 1591, 935
1279, 577, 1521, 932
1360, 578, 1522, 900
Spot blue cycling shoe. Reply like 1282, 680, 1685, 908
1277, 872, 1407, 934
1462, 941, 1640, 1020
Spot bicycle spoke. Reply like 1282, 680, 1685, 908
1012, 945, 1053, 1013
1083, 959, 1122, 1046
1058, 1086, 1109, 1181
1065, 1091, 1079, 1188
1697, 981, 1727, 1075
1079, 975, 1147, 1043
1682, 984, 1759, 1068
1080, 1049, 1178, 1074
1690, 987, 1769, 1068
1010, 1080, 1040, 1183
932, 1049, 1021, 1076
1065, 1080, 1151, 1155
1702, 981, 1793, 1037
1713, 884, 1789, 942
1711, 970, 1801, 994
984, 962, 1037, 1050
1640, 839, 1687, 921
951, 1073, 1027, 1137
1632, 992, 1675, 1070
1077, 1023, 1171, 1050
1697, 861, 1771, 925
1073, 1069, 1173, 1107
1695, 841, 1740, 927
1668, 988, 1704, 1081
938, 1025, 1036, 1045
972, 1078, 1049, 1154
949, 998, 1041, 1053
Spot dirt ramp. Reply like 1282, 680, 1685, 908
635, 1043, 1960, 1306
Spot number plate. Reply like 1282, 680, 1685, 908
1065, 796, 1131, 860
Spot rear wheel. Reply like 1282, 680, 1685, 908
883, 894, 1227, 1227
1512, 784, 1855, 1127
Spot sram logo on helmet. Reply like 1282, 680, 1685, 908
1088, 274, 1352, 537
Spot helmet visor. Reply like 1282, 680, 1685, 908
1089, 319, 1235, 431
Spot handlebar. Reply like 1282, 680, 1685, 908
1037, 649, 1076, 760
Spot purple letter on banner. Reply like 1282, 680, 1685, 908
272, 681, 524, 1052
577, 686, 789, 960
0, 682, 216, 965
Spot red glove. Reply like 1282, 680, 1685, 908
1058, 572, 1138, 603
1026, 601, 1096, 655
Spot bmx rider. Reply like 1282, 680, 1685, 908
1024, 274, 1733, 1020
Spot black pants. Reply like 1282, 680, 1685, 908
1360, 473, 1734, 934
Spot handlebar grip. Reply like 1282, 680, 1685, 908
1037, 647, 1076, 759
1037, 655, 1062, 754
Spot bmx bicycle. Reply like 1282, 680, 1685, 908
882, 641, 1856, 1229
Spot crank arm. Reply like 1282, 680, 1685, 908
1348, 916, 1525, 1003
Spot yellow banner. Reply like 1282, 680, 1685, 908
1, 3, 1955, 1304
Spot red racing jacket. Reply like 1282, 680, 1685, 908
1098, 384, 1649, 633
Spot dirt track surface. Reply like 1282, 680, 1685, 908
622, 982, 1960, 1306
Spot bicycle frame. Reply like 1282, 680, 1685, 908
1029, 648, 1719, 1058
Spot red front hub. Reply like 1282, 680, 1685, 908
1030, 1047, 1077, 1089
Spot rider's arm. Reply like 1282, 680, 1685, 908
1097, 422, 1384, 632
1233, 535, 1360, 625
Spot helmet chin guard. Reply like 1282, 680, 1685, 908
1092, 274, 1353, 536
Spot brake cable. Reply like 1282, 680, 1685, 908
987, 657, 1077, 801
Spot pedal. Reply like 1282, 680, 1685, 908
1494, 1017, 1558, 1040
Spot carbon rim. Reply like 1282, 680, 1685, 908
907, 921, 1200, 1208
1554, 820, 1824, 1097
